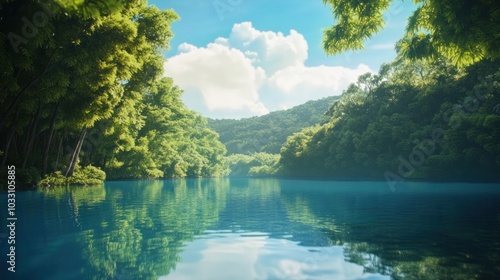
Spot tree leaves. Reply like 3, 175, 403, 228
323, 0, 500, 66
322, 0, 391, 55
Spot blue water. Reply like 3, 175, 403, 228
1, 178, 500, 279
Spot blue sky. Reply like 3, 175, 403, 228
150, 0, 417, 119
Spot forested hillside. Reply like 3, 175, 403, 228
208, 96, 338, 155
0, 0, 228, 187
279, 59, 500, 183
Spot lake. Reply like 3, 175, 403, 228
1, 178, 500, 279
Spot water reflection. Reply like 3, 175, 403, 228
77, 179, 229, 280
1, 179, 499, 279
162, 231, 385, 280
278, 180, 500, 279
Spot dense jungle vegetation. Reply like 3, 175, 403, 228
279, 59, 500, 182
0, 0, 228, 187
1, 0, 499, 185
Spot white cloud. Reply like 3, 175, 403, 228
164, 41, 267, 117
228, 22, 308, 75
163, 22, 373, 119
177, 43, 198, 53
267, 64, 372, 109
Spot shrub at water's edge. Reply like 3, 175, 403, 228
38, 165, 106, 187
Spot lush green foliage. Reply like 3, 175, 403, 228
102, 78, 229, 179
0, 0, 228, 185
227, 153, 280, 176
38, 165, 106, 187
208, 96, 338, 155
280, 59, 500, 182
323, 0, 500, 65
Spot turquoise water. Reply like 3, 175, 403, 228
1, 178, 500, 279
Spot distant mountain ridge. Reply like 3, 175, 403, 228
208, 96, 340, 154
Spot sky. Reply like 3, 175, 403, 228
150, 0, 417, 119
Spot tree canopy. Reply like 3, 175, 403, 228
279, 59, 500, 182
322, 0, 500, 65
0, 0, 228, 187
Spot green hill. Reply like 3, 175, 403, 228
279, 60, 500, 182
208, 96, 339, 155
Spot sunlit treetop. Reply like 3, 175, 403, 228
322, 0, 500, 66
53, 0, 142, 18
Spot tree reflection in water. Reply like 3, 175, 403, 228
31, 179, 500, 280
280, 180, 500, 280
38, 179, 229, 280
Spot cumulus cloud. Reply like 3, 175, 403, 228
163, 22, 373, 119
267, 64, 372, 109
228, 22, 308, 75
164, 41, 267, 117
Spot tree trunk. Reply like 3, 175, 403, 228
22, 104, 41, 169
65, 128, 87, 177
42, 101, 60, 175
1, 129, 15, 167
0, 107, 21, 167
54, 132, 65, 172
12, 133, 19, 158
